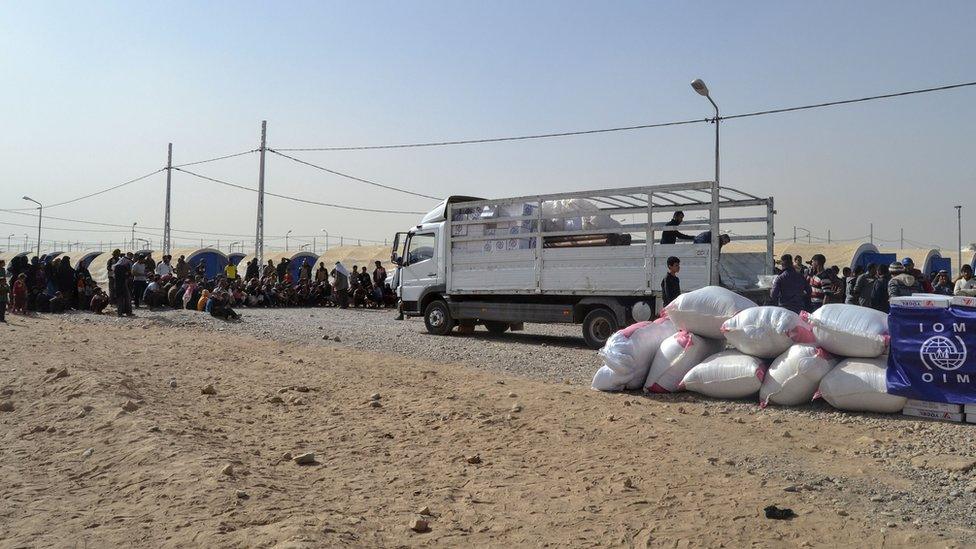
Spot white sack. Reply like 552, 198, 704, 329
664, 286, 757, 339
678, 350, 766, 399
592, 318, 677, 391
760, 344, 838, 407
803, 304, 889, 358
644, 331, 725, 393
721, 306, 814, 358
816, 356, 906, 413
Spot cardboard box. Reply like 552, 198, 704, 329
902, 406, 965, 423
904, 400, 963, 413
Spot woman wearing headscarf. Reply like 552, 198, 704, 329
56, 255, 76, 307
331, 261, 350, 309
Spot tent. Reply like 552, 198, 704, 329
317, 245, 395, 273
236, 251, 319, 282
228, 252, 246, 266
75, 251, 105, 271
880, 248, 942, 276
168, 247, 229, 280
723, 241, 879, 271
0, 251, 29, 271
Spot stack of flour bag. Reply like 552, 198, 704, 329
592, 286, 906, 413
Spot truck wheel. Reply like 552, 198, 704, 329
424, 300, 453, 336
484, 321, 509, 334
582, 309, 617, 349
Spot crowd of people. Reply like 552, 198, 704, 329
0, 250, 397, 322
768, 253, 976, 313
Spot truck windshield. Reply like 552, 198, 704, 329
406, 233, 435, 265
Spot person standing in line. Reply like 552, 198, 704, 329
175, 255, 189, 280
845, 265, 865, 304
770, 253, 809, 313
131, 256, 148, 308
806, 254, 833, 311
12, 274, 28, 314
661, 256, 681, 307
871, 263, 891, 312
933, 270, 954, 296
372, 261, 387, 287
888, 262, 916, 298
245, 258, 259, 281
793, 255, 809, 278
315, 262, 328, 283
954, 264, 976, 296
851, 263, 878, 307
224, 260, 237, 281
331, 262, 350, 309
155, 254, 174, 278
113, 253, 134, 316
106, 249, 121, 303
0, 274, 7, 323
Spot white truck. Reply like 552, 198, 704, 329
391, 180, 774, 348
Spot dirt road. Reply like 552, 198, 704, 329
0, 314, 968, 547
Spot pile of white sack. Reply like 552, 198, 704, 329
592, 286, 906, 414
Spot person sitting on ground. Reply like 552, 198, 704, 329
90, 288, 110, 314
208, 289, 239, 320
955, 264, 976, 297
888, 262, 915, 298
660, 211, 696, 245
770, 253, 809, 313
48, 291, 66, 314
661, 256, 681, 307
143, 275, 167, 309
933, 270, 954, 296
196, 289, 210, 312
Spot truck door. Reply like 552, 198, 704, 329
399, 231, 438, 309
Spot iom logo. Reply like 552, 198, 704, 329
919, 335, 968, 371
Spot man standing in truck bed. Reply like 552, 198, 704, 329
660, 211, 696, 245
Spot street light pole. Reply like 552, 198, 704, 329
6, 233, 13, 253
285, 229, 292, 252
22, 196, 42, 257
321, 228, 329, 251
691, 78, 721, 285
131, 223, 137, 250
956, 205, 963, 275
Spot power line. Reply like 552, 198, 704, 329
275, 80, 976, 152
722, 81, 976, 122
268, 148, 441, 200
171, 148, 258, 168
2, 168, 165, 211
273, 118, 707, 152
173, 167, 426, 215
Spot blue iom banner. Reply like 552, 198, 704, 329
887, 304, 976, 403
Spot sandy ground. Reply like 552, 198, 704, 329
0, 314, 969, 548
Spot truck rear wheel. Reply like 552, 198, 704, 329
582, 309, 617, 349
483, 321, 509, 334
424, 300, 454, 336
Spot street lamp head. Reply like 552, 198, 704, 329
691, 79, 710, 97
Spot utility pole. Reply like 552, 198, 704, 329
956, 206, 963, 276
164, 143, 173, 255
870, 223, 874, 246
900, 228, 903, 250
793, 226, 796, 243
255, 120, 267, 265
827, 229, 831, 244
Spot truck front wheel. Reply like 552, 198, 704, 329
424, 300, 454, 336
582, 309, 617, 349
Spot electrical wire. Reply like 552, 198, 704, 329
1, 168, 165, 212
172, 167, 426, 215
273, 118, 708, 151
267, 148, 441, 200
171, 148, 258, 168
275, 80, 976, 152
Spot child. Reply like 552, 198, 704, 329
12, 273, 27, 314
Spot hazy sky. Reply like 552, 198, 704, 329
1, 1, 974, 253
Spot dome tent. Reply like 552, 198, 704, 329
880, 248, 942, 276
236, 251, 319, 282
228, 252, 246, 266
168, 248, 229, 280
317, 245, 395, 273
74, 251, 105, 271
723, 241, 880, 271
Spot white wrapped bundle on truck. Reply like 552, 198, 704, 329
663, 286, 757, 339
816, 356, 907, 413
678, 350, 766, 399
720, 306, 814, 358
802, 304, 889, 358
759, 344, 838, 407
591, 318, 678, 392
643, 331, 725, 393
